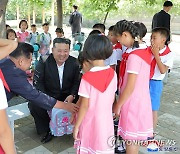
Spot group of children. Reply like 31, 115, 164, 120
71, 20, 173, 154
6, 20, 65, 55
4, 19, 173, 154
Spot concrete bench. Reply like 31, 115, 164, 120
7, 102, 30, 135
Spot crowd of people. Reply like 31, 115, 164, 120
0, 1, 174, 154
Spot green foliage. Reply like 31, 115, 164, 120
145, 0, 156, 5
109, 0, 180, 21
6, 0, 51, 21
81, 0, 120, 22
169, 0, 180, 17
5, 0, 180, 25
63, 0, 76, 15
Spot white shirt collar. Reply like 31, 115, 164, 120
18, 30, 26, 34
57, 62, 65, 68
138, 42, 147, 49
90, 65, 110, 72
126, 42, 147, 53
159, 46, 166, 54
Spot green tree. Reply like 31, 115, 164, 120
57, 0, 63, 27
0, 0, 8, 38
81, 0, 120, 24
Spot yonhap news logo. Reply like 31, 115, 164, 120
146, 139, 178, 152
107, 136, 178, 153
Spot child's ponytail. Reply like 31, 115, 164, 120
133, 36, 140, 48
114, 20, 140, 49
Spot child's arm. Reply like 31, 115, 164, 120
73, 97, 89, 140
0, 109, 16, 154
113, 73, 137, 116
76, 96, 82, 107
0, 39, 18, 59
152, 45, 169, 74
70, 97, 82, 124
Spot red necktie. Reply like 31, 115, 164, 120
113, 42, 122, 50
119, 48, 151, 88
119, 52, 130, 88
150, 46, 171, 79
0, 69, 10, 92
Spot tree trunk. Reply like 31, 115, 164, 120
103, 11, 109, 25
17, 5, 20, 29
51, 0, 55, 26
57, 0, 63, 28
0, 0, 8, 38
33, 9, 35, 24
42, 8, 45, 24
28, 10, 31, 28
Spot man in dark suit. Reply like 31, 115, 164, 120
69, 5, 82, 36
152, 1, 173, 44
0, 42, 79, 141
29, 38, 80, 143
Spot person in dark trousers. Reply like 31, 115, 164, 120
152, 1, 173, 45
0, 42, 79, 143
29, 38, 80, 143
69, 5, 82, 36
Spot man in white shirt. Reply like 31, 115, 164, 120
30, 38, 80, 143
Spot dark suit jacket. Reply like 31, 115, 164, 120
152, 10, 171, 41
69, 11, 82, 27
0, 59, 56, 110
33, 54, 80, 102
69, 11, 82, 34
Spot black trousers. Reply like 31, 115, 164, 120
28, 95, 78, 135
28, 103, 50, 135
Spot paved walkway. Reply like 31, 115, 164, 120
9, 33, 180, 154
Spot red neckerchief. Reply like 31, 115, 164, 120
149, 46, 171, 79
119, 47, 151, 88
113, 42, 122, 50
82, 67, 114, 92
0, 69, 10, 92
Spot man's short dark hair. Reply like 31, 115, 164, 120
163, 1, 173, 7
73, 5, 78, 10
53, 38, 71, 48
42, 23, 49, 27
93, 23, 106, 33
152, 27, 170, 39
31, 24, 36, 28
9, 43, 33, 59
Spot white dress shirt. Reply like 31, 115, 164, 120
57, 63, 65, 88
